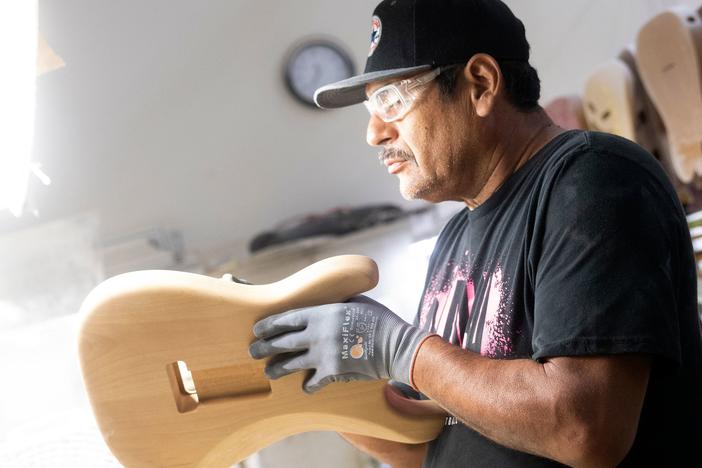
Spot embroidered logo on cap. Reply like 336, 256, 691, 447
368, 15, 382, 57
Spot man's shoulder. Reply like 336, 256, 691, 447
538, 131, 678, 205
540, 130, 658, 172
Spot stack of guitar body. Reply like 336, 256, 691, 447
546, 5, 702, 213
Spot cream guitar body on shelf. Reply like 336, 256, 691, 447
78, 255, 444, 467
583, 58, 637, 141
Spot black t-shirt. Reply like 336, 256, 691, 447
416, 130, 702, 467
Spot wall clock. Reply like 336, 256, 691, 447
285, 39, 355, 107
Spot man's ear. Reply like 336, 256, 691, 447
463, 54, 502, 117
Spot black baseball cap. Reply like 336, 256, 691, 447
314, 0, 530, 109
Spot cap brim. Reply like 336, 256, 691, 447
313, 65, 433, 109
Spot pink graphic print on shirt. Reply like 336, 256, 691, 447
418, 259, 513, 358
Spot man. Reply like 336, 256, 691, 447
249, 1, 702, 466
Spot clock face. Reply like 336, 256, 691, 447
285, 40, 355, 107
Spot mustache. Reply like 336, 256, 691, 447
377, 148, 416, 165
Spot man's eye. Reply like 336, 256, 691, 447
379, 94, 401, 110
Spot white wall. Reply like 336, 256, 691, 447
3, 0, 408, 260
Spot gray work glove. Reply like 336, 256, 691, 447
249, 295, 434, 394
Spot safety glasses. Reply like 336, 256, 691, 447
363, 68, 442, 123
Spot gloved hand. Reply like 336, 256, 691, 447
249, 295, 435, 393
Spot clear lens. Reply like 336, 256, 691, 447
366, 68, 440, 122
372, 86, 405, 121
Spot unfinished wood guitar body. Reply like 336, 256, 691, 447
78, 255, 443, 467
617, 46, 697, 206
583, 58, 637, 141
637, 6, 702, 182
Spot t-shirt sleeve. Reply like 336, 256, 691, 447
530, 147, 687, 364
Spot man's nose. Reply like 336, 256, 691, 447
366, 113, 397, 147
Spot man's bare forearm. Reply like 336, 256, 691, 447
339, 433, 427, 468
412, 336, 650, 467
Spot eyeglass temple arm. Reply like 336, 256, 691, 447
407, 68, 442, 90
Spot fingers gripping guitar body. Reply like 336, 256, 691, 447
249, 296, 436, 393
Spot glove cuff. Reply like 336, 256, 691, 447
408, 333, 439, 391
